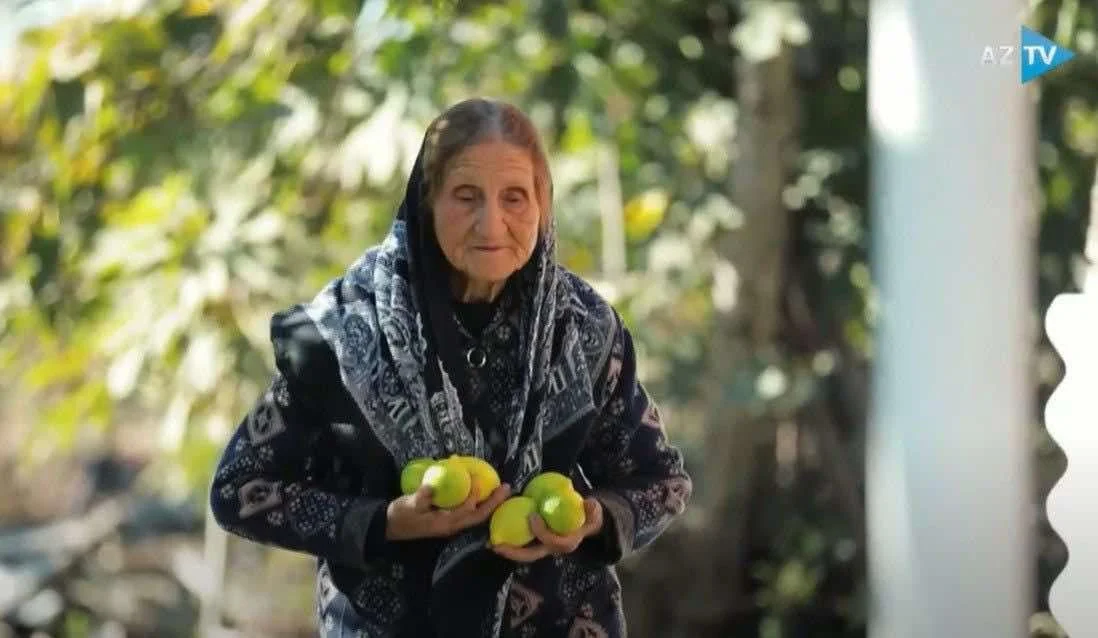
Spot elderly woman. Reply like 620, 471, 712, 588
209, 98, 691, 638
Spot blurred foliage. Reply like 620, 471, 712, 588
0, 0, 1094, 635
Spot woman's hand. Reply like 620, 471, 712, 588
489, 497, 605, 562
385, 483, 512, 541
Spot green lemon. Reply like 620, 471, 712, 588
538, 488, 586, 535
522, 472, 573, 505
420, 459, 471, 509
400, 457, 435, 495
490, 496, 537, 546
453, 455, 501, 504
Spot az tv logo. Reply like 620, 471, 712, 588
982, 26, 1076, 83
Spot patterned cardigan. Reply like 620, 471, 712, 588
209, 278, 692, 637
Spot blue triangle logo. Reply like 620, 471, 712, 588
1020, 26, 1076, 83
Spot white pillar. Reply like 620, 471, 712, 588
866, 0, 1035, 636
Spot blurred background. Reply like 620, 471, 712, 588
0, 0, 1094, 636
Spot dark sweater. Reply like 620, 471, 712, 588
209, 282, 692, 637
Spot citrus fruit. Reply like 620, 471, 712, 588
400, 457, 435, 495
453, 455, 501, 504
489, 496, 537, 546
538, 488, 586, 535
420, 458, 471, 509
522, 472, 573, 504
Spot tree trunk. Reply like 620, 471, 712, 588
676, 43, 800, 632
598, 142, 627, 280
198, 508, 228, 637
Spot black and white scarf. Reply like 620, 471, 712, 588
301, 141, 616, 636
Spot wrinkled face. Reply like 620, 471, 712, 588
432, 141, 542, 292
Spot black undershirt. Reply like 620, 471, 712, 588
452, 299, 496, 338
451, 295, 512, 465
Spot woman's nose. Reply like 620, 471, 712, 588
474, 199, 506, 235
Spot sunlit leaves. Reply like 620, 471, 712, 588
1064, 98, 1098, 154
41, 380, 113, 445
623, 189, 669, 241
731, 2, 811, 63
560, 110, 595, 152
1, 0, 377, 492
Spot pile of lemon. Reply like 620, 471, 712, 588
491, 471, 587, 546
399, 457, 587, 547
400, 455, 500, 506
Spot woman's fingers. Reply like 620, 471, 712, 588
457, 491, 480, 516
436, 494, 477, 533
407, 485, 607, 544
580, 497, 604, 535
439, 483, 512, 532
472, 484, 512, 523
529, 514, 579, 552
526, 499, 605, 553
410, 485, 434, 512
